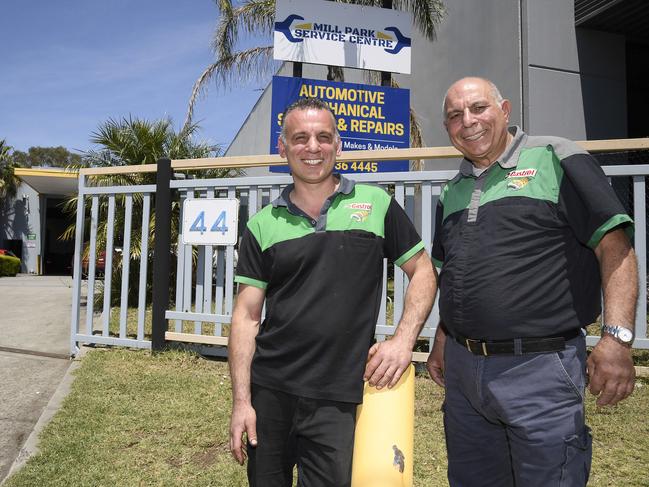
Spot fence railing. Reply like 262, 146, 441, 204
70, 140, 649, 357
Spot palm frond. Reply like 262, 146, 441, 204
218, 46, 276, 89
214, 0, 235, 60
333, 0, 446, 41
394, 0, 446, 41
231, 0, 275, 37
364, 70, 381, 85
60, 217, 78, 242
185, 63, 222, 131
409, 105, 425, 170
0, 139, 11, 161
184, 45, 275, 131
213, 0, 274, 60
382, 78, 425, 170
327, 66, 345, 82
0, 140, 22, 201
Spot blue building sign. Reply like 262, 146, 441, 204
270, 76, 410, 173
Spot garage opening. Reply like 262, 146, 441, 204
42, 197, 75, 275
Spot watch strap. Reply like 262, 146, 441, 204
601, 324, 634, 344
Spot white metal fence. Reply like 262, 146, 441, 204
69, 161, 649, 356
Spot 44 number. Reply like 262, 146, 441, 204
189, 210, 229, 235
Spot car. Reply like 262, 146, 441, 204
79, 247, 122, 279
82, 250, 106, 278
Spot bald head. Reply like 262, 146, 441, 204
442, 77, 512, 167
442, 77, 504, 118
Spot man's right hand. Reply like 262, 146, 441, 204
426, 324, 447, 387
229, 402, 258, 465
228, 284, 265, 465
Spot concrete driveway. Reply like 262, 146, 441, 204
0, 275, 75, 483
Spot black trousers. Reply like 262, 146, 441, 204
247, 384, 357, 487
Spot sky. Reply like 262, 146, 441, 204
0, 0, 270, 154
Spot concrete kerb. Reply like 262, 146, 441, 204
3, 346, 87, 484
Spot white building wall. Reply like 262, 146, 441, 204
0, 182, 41, 273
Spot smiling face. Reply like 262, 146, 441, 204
443, 78, 512, 168
278, 107, 341, 187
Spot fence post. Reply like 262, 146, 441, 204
70, 173, 87, 356
151, 158, 173, 351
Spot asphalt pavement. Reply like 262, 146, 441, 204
0, 275, 78, 484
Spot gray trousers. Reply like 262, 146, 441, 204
443, 335, 592, 487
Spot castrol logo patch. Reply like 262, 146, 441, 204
346, 202, 373, 222
507, 168, 537, 178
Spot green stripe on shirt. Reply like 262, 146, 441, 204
394, 241, 425, 267
586, 214, 634, 248
234, 275, 268, 289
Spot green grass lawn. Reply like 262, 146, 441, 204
4, 348, 649, 487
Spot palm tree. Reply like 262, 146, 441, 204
0, 139, 22, 203
184, 0, 445, 156
64, 115, 233, 248
63, 117, 239, 305
79, 117, 225, 172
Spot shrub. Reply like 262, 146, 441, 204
0, 254, 20, 276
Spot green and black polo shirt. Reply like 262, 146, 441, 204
235, 175, 424, 403
432, 126, 633, 341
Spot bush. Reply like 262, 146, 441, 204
0, 254, 21, 276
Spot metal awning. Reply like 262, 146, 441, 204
14, 167, 79, 196
575, 0, 649, 44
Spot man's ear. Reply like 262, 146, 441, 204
501, 99, 512, 122
335, 136, 342, 156
278, 138, 287, 158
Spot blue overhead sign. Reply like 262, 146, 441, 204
270, 76, 410, 174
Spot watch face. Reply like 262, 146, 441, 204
618, 328, 633, 343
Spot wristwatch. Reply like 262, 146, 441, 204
601, 324, 634, 345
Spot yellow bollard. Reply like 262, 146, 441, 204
351, 364, 415, 487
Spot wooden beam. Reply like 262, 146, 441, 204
80, 164, 158, 176
411, 351, 429, 363
165, 332, 229, 346
14, 167, 78, 178
172, 154, 287, 169
579, 138, 649, 152
77, 138, 649, 176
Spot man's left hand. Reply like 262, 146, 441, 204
587, 335, 635, 406
364, 337, 412, 389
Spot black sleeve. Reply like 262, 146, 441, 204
383, 198, 425, 266
559, 153, 633, 248
234, 226, 268, 289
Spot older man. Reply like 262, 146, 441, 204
427, 77, 637, 486
230, 97, 436, 487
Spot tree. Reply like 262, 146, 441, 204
12, 146, 82, 168
184, 0, 445, 156
76, 116, 228, 171
0, 139, 22, 203
65, 116, 237, 241
63, 117, 239, 306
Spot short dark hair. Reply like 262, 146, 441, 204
279, 98, 339, 143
